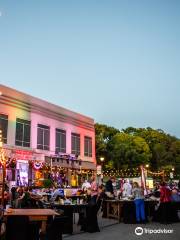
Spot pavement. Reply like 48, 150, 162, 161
64, 222, 180, 240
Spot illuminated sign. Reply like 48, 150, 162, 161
13, 149, 33, 160
12, 150, 44, 161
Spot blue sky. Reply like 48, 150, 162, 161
0, 0, 180, 137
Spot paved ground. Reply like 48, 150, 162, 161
64, 223, 180, 240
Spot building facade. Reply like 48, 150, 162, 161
0, 84, 96, 187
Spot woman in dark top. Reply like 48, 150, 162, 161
81, 187, 100, 233
105, 177, 115, 195
96, 185, 106, 212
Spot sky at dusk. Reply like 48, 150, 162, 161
0, 1, 180, 137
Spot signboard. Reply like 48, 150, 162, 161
13, 149, 33, 160
146, 179, 154, 189
12, 149, 44, 161
97, 165, 102, 175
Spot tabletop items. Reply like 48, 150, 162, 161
0, 179, 179, 239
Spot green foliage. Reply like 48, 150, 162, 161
95, 124, 180, 174
95, 123, 120, 164
43, 179, 53, 188
109, 133, 151, 169
105, 160, 114, 170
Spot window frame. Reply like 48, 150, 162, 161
0, 113, 8, 144
15, 118, 31, 147
37, 124, 50, 151
84, 136, 92, 157
55, 128, 66, 154
71, 133, 80, 156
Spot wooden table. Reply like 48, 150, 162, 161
106, 200, 123, 223
105, 199, 158, 223
4, 208, 59, 233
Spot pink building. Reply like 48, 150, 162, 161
0, 84, 96, 186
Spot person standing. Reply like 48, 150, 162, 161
159, 182, 171, 223
132, 182, 146, 223
82, 179, 91, 191
90, 176, 98, 199
178, 179, 180, 191
105, 177, 114, 195
122, 179, 132, 197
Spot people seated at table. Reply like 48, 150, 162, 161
18, 187, 32, 208
50, 188, 64, 201
10, 187, 17, 208
1, 190, 10, 208
14, 187, 23, 208
132, 182, 146, 224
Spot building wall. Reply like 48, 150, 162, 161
30, 111, 96, 162
0, 95, 96, 164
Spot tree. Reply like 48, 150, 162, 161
109, 133, 151, 169
170, 140, 180, 173
122, 127, 177, 171
95, 123, 180, 175
95, 123, 119, 165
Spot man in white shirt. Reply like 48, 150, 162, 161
122, 179, 132, 197
82, 179, 91, 190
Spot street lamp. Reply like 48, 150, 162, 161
100, 157, 104, 171
145, 164, 149, 168
100, 157, 104, 182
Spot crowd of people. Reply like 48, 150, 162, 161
1, 176, 180, 226
2, 186, 44, 209
80, 177, 180, 224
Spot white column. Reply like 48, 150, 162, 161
92, 131, 96, 164
80, 134, 84, 159
50, 126, 55, 153
66, 128, 71, 154
7, 112, 16, 146
30, 116, 37, 149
